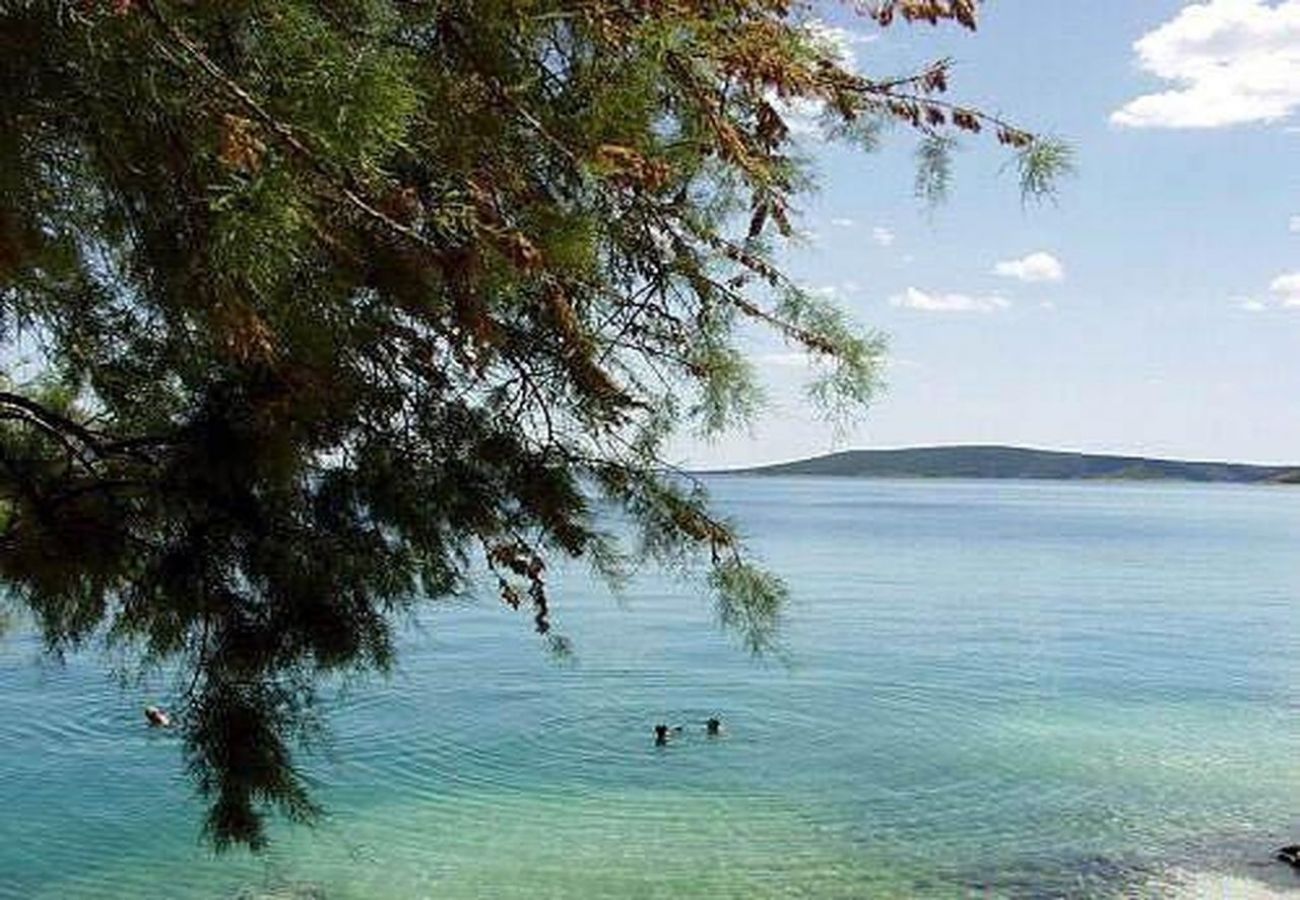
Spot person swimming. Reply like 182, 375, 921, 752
705, 717, 722, 736
144, 705, 171, 728
653, 724, 682, 745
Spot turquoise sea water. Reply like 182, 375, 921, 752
5, 477, 1300, 898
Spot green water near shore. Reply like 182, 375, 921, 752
5, 478, 1300, 898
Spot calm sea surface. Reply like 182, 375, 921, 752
5, 477, 1300, 898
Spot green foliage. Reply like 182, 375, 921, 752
0, 0, 1060, 849
1017, 137, 1076, 203
776, 285, 889, 436
709, 558, 788, 655
915, 133, 959, 205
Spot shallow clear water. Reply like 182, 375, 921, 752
5, 478, 1300, 898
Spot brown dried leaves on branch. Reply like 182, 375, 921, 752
592, 144, 671, 193
217, 114, 265, 174
212, 300, 276, 365
872, 0, 979, 30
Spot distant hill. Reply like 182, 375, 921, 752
720, 445, 1300, 484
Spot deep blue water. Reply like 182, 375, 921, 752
4, 477, 1300, 898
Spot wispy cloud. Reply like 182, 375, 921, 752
829, 217, 855, 228
1290, 214, 1300, 232
992, 251, 1065, 283
871, 226, 896, 247
1112, 0, 1300, 129
800, 282, 866, 301
889, 287, 1010, 314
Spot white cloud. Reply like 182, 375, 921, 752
800, 281, 866, 300
1112, 0, 1300, 129
992, 251, 1065, 283
829, 217, 855, 228
1233, 271, 1300, 309
773, 96, 827, 139
804, 20, 877, 74
889, 287, 1011, 314
755, 351, 815, 369
871, 226, 896, 247
1270, 271, 1300, 304
1290, 214, 1300, 231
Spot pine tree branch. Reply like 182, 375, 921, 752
137, 0, 454, 255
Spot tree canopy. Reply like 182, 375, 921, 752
0, 0, 1068, 849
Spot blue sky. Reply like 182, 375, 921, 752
676, 0, 1300, 468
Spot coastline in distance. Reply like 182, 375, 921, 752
712, 445, 1300, 484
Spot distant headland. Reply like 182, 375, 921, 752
714, 445, 1300, 484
